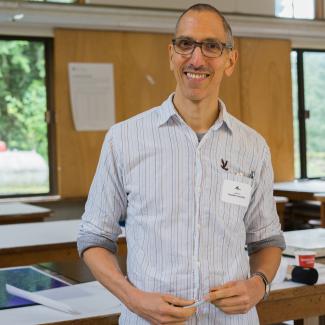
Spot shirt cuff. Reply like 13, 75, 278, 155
77, 234, 117, 257
247, 234, 286, 255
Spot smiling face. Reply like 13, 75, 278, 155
169, 10, 238, 104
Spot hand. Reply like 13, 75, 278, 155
127, 289, 196, 324
206, 277, 265, 315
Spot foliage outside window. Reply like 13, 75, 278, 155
0, 39, 50, 196
291, 50, 325, 178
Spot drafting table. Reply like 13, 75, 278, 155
0, 260, 324, 325
0, 219, 126, 268
274, 180, 325, 227
0, 202, 52, 225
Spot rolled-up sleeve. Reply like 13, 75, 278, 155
244, 144, 286, 253
77, 126, 127, 257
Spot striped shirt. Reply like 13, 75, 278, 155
77, 94, 285, 325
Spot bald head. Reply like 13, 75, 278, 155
175, 3, 234, 48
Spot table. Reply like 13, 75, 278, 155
274, 180, 325, 227
0, 219, 126, 268
283, 228, 325, 258
257, 281, 325, 325
1, 261, 324, 325
2, 226, 325, 324
275, 195, 289, 227
0, 202, 52, 224
315, 193, 325, 228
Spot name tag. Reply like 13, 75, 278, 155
221, 180, 252, 207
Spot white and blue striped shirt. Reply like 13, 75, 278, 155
78, 94, 285, 325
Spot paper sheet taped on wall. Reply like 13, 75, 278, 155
68, 63, 115, 131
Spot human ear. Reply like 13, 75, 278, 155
224, 49, 238, 77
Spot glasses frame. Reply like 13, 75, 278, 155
172, 37, 233, 58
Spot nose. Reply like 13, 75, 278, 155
189, 45, 206, 66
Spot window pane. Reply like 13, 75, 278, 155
275, 0, 315, 19
303, 52, 325, 178
0, 40, 49, 196
29, 0, 76, 3
293, 0, 315, 19
290, 51, 300, 178
275, 0, 294, 18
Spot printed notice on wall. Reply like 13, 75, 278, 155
68, 63, 115, 131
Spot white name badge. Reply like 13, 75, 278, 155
221, 180, 252, 207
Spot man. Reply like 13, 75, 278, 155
77, 4, 285, 324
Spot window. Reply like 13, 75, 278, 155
0, 37, 54, 197
275, 0, 315, 19
29, 0, 76, 3
291, 50, 325, 178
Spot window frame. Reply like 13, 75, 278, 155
0, 35, 56, 198
292, 48, 325, 179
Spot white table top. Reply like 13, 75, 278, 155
274, 196, 288, 203
283, 228, 325, 257
274, 179, 325, 194
0, 220, 80, 249
0, 202, 51, 215
0, 219, 125, 251
0, 281, 121, 325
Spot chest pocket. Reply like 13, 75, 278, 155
214, 164, 253, 224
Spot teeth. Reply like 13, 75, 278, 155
186, 72, 207, 79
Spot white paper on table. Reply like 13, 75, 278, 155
68, 63, 115, 131
1, 281, 122, 325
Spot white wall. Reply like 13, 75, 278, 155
0, 1, 325, 48
86, 0, 275, 16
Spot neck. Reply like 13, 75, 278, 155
173, 92, 220, 133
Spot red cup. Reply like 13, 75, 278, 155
295, 250, 316, 268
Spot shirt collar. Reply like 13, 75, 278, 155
212, 98, 233, 133
158, 93, 233, 133
157, 93, 179, 127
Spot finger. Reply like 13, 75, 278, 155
218, 304, 251, 315
212, 296, 245, 308
210, 281, 237, 292
162, 294, 195, 306
210, 281, 238, 292
160, 300, 196, 320
208, 287, 238, 302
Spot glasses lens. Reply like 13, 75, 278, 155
174, 39, 194, 55
202, 41, 222, 58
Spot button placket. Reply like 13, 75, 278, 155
193, 148, 203, 299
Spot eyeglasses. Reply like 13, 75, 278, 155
172, 38, 233, 58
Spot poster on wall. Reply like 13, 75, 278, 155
68, 63, 115, 131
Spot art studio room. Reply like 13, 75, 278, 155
0, 0, 325, 324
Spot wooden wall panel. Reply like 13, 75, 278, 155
54, 29, 175, 197
55, 30, 294, 197
120, 32, 176, 119
238, 38, 294, 181
219, 37, 241, 119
